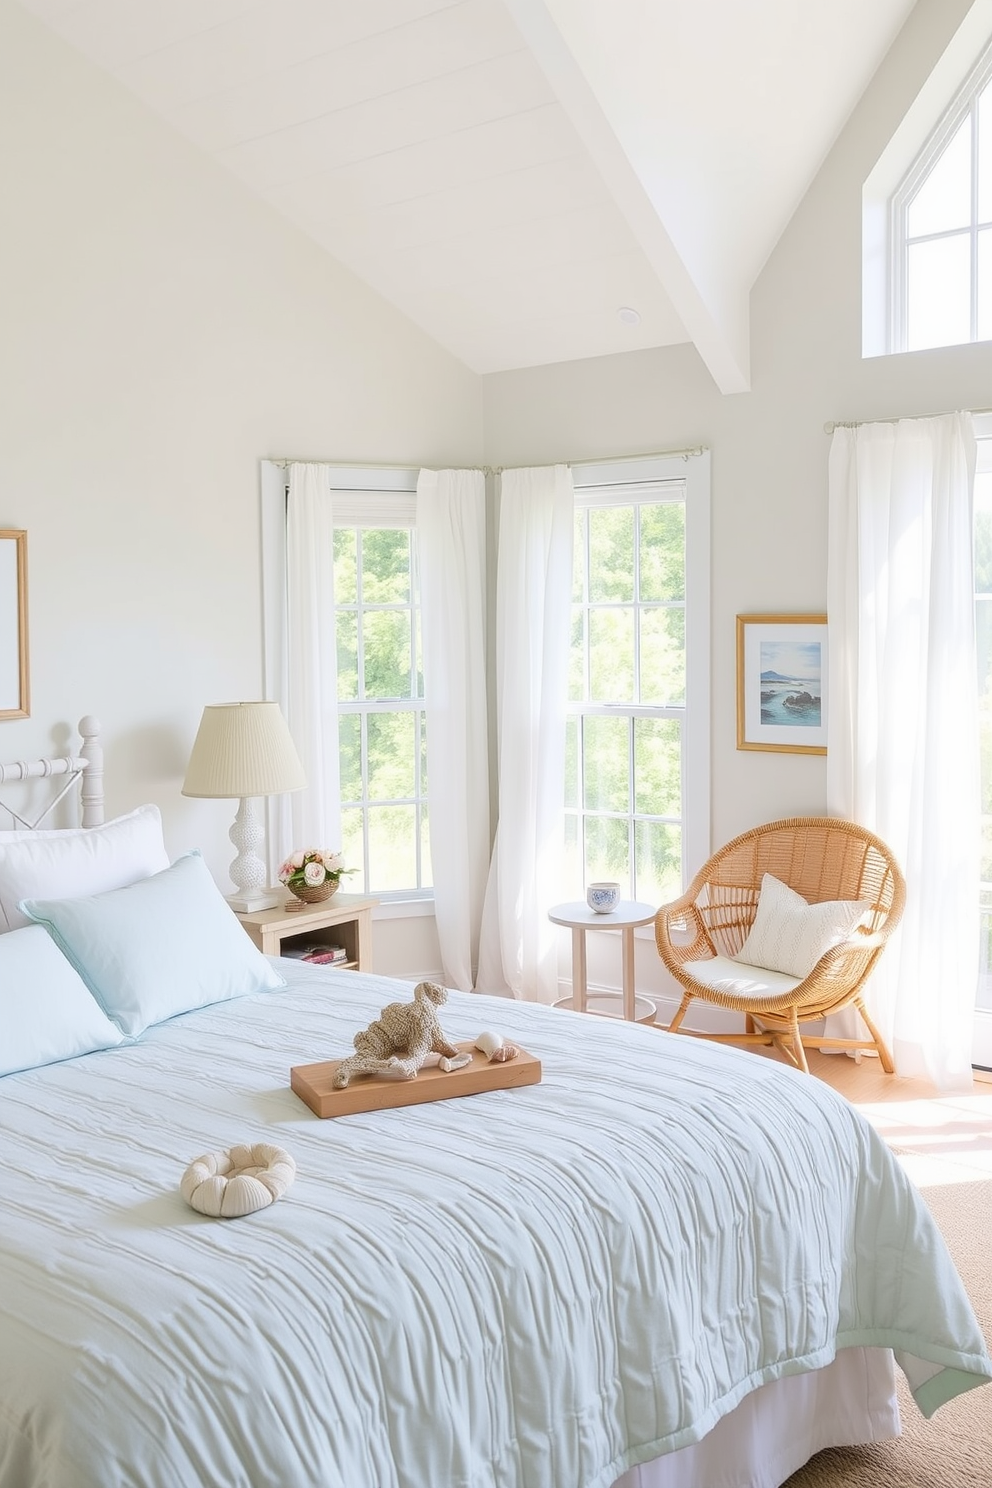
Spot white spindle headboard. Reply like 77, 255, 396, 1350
0, 716, 104, 829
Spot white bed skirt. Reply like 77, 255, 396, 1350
614, 1347, 899, 1488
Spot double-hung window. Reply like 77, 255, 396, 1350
262, 464, 431, 900
564, 453, 710, 904
334, 513, 431, 898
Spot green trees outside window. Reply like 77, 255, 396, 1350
335, 526, 431, 896
566, 489, 687, 906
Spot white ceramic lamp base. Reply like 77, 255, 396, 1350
226, 796, 278, 913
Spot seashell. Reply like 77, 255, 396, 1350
489, 1041, 519, 1063
180, 1143, 296, 1220
439, 1052, 473, 1072
475, 1031, 503, 1058
222, 1173, 274, 1219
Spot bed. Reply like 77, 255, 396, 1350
1, 723, 990, 1488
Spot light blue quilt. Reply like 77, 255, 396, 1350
0, 965, 988, 1488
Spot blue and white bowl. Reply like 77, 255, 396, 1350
586, 881, 621, 914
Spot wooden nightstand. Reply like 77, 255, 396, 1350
236, 892, 378, 970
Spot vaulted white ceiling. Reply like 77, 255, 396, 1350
17, 0, 918, 389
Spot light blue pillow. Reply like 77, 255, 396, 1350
20, 851, 285, 1038
0, 924, 123, 1075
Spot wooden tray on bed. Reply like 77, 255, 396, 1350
291, 1041, 541, 1118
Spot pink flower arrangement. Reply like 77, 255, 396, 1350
277, 848, 352, 894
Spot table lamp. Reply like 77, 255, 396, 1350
182, 701, 306, 912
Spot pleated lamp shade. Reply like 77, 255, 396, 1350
182, 702, 306, 913
182, 702, 306, 800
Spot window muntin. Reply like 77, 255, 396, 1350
565, 480, 687, 907
334, 523, 432, 898
894, 41, 992, 352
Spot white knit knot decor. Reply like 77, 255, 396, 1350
180, 1142, 296, 1219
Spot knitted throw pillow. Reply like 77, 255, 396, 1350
733, 872, 870, 979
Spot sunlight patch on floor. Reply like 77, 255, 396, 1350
856, 1093, 992, 1186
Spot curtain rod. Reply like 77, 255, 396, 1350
824, 407, 992, 434
268, 457, 503, 475
267, 456, 442, 472
569, 444, 706, 467
265, 445, 707, 475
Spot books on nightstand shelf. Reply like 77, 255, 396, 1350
282, 943, 349, 966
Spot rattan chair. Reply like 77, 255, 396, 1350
655, 817, 906, 1074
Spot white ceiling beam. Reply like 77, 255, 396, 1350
502, 0, 751, 393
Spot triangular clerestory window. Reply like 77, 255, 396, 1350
891, 33, 992, 352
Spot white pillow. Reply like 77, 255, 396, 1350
733, 872, 870, 979
0, 924, 123, 1076
0, 805, 170, 933
20, 850, 286, 1038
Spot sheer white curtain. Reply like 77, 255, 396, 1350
826, 414, 978, 1091
417, 468, 490, 992
274, 462, 341, 867
477, 464, 574, 1001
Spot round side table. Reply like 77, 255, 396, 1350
548, 900, 657, 1023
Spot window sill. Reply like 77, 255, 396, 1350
372, 897, 436, 921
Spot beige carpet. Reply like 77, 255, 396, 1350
783, 1178, 992, 1487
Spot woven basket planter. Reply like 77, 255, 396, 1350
287, 881, 339, 906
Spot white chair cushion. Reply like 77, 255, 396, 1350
683, 954, 801, 1000
733, 873, 870, 979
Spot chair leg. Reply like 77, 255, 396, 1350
789, 1008, 810, 1073
667, 993, 694, 1034
854, 996, 895, 1073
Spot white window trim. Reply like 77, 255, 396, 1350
973, 412, 992, 1065
890, 35, 992, 353
863, 1, 992, 357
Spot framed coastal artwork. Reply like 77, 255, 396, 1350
0, 531, 29, 720
736, 613, 826, 755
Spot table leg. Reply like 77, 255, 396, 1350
621, 926, 636, 1021
571, 926, 588, 1013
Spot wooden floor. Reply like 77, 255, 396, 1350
767, 1047, 992, 1188
780, 1046, 950, 1103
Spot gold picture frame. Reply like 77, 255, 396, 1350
736, 613, 826, 754
0, 531, 29, 720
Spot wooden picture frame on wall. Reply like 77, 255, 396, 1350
736, 613, 826, 755
0, 531, 29, 720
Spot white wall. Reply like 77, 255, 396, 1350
484, 0, 989, 848
482, 0, 992, 1014
0, 0, 479, 983
4, 0, 991, 1001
